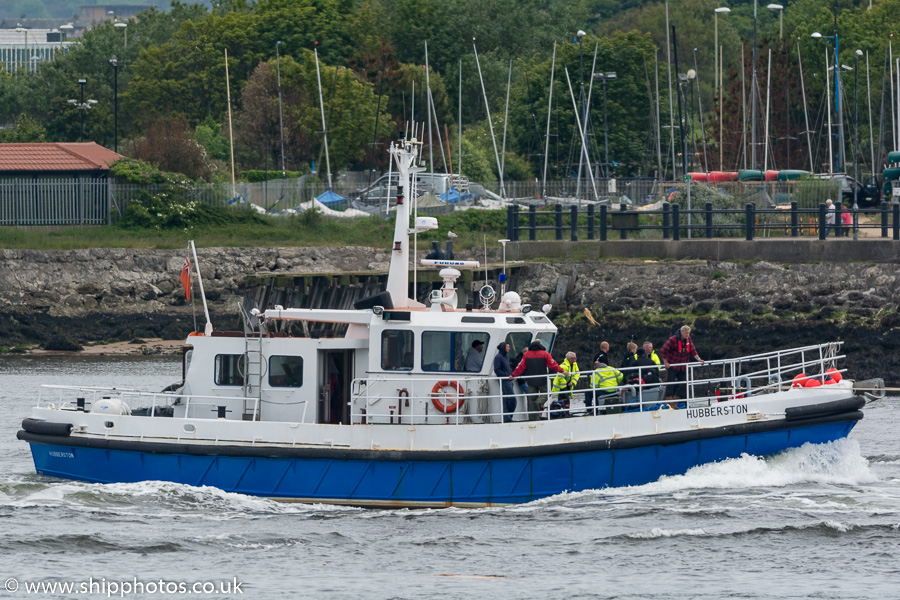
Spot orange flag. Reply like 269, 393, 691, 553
180, 257, 191, 301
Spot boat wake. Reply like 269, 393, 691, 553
0, 478, 354, 518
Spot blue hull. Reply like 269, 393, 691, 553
23, 420, 859, 506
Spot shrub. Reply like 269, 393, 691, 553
669, 185, 743, 237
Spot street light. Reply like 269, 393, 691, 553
812, 31, 844, 173
714, 7, 731, 171
593, 72, 616, 178
767, 4, 783, 39
714, 7, 731, 85
68, 78, 97, 142
114, 20, 128, 50
14, 24, 27, 74
108, 56, 119, 152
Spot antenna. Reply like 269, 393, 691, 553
483, 234, 488, 288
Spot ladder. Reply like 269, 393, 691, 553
239, 303, 264, 419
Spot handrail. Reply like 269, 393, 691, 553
348, 343, 848, 423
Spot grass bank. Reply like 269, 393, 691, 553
0, 208, 507, 251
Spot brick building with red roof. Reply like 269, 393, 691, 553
0, 142, 123, 225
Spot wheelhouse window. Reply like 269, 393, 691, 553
535, 332, 556, 354
382, 330, 414, 370
422, 331, 489, 372
269, 355, 304, 387
504, 332, 533, 370
215, 354, 245, 386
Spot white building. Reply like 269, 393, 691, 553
0, 29, 74, 74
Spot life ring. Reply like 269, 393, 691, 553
431, 381, 465, 413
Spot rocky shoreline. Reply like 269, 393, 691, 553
0, 247, 897, 384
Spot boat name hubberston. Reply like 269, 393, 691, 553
686, 404, 749, 419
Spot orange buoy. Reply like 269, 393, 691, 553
792, 373, 808, 388
826, 368, 843, 383
803, 378, 822, 388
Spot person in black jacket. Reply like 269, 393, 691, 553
493, 342, 516, 422
593, 341, 610, 367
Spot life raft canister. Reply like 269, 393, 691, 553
431, 381, 465, 413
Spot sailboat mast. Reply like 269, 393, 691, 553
314, 47, 332, 189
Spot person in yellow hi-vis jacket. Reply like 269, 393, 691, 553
551, 352, 580, 407
586, 361, 624, 415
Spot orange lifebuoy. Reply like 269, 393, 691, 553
431, 380, 465, 413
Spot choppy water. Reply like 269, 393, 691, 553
1, 355, 898, 599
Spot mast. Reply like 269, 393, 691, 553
797, 41, 815, 172
665, 1, 676, 178
425, 41, 434, 173
314, 47, 332, 189
386, 140, 420, 308
542, 43, 556, 199
275, 41, 286, 209
473, 39, 504, 197
500, 59, 512, 195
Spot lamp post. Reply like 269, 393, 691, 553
767, 3, 783, 39
593, 72, 616, 178
68, 78, 97, 142
14, 24, 27, 74
714, 7, 730, 170
108, 57, 118, 152
812, 30, 843, 172
114, 20, 127, 51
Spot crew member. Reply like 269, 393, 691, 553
510, 341, 564, 421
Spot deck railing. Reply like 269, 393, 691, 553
350, 343, 846, 423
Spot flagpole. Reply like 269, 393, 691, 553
187, 243, 198, 333
190, 240, 213, 336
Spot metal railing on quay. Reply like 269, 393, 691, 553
505, 201, 900, 242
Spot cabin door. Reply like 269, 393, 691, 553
320, 350, 353, 424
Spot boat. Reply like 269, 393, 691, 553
17, 137, 878, 508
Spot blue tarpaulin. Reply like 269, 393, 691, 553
316, 189, 347, 207
439, 188, 472, 204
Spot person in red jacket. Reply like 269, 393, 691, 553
660, 325, 704, 405
510, 340, 564, 420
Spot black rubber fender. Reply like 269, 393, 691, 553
21, 418, 73, 437
785, 396, 865, 421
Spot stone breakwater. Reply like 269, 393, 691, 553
0, 248, 896, 383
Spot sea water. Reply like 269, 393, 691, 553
1, 355, 898, 599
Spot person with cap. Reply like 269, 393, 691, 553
493, 341, 517, 422
465, 339, 485, 372
510, 340, 564, 420
551, 351, 581, 409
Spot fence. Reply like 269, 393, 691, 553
505, 201, 900, 242
0, 176, 110, 226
